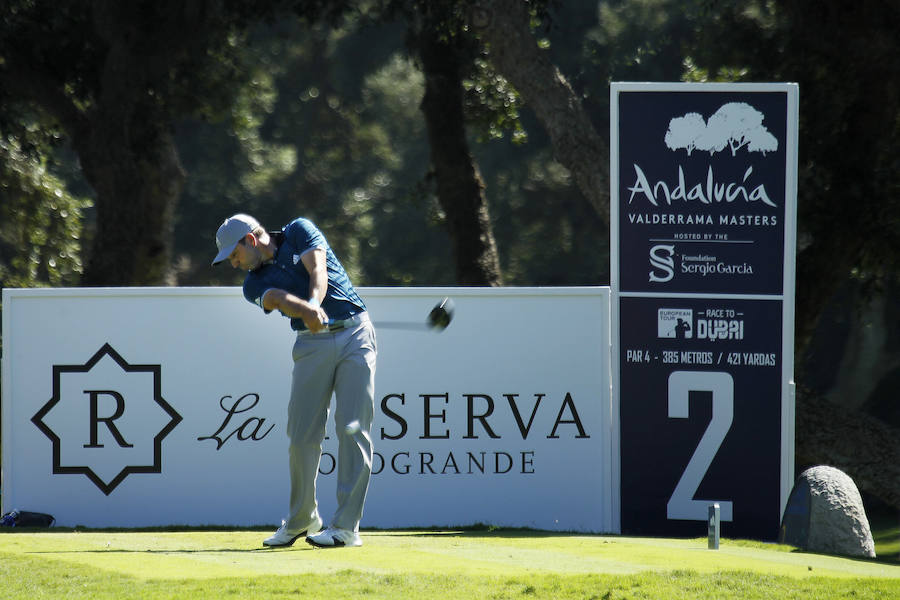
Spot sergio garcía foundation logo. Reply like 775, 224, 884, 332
31, 343, 182, 495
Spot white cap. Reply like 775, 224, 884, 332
212, 214, 260, 265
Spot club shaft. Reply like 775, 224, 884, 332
324, 318, 430, 331
373, 321, 429, 331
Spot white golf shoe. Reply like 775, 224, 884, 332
263, 517, 323, 547
306, 527, 362, 548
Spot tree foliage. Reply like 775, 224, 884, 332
174, 15, 453, 287
0, 129, 89, 289
0, 0, 358, 286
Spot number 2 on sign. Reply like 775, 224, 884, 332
666, 371, 734, 521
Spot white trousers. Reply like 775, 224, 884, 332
284, 315, 376, 532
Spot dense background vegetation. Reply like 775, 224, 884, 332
2, 1, 898, 519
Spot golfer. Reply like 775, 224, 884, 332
212, 213, 376, 548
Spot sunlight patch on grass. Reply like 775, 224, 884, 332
2, 529, 899, 584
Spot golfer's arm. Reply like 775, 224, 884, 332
261, 289, 316, 319
259, 249, 328, 330
301, 248, 328, 306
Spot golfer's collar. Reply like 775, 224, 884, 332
254, 232, 283, 270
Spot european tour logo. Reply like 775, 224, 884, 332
31, 344, 182, 495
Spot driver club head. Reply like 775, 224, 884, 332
426, 297, 454, 331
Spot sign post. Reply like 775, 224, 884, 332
610, 83, 799, 539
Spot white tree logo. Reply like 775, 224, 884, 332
665, 102, 778, 156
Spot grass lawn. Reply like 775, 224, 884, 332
870, 508, 900, 561
1, 528, 898, 599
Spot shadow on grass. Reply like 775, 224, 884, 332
782, 506, 900, 566
368, 524, 592, 540
788, 546, 900, 567
26, 547, 287, 555
7, 523, 900, 566
0, 525, 275, 534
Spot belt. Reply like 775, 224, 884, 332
297, 312, 368, 336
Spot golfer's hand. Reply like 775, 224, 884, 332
303, 305, 329, 333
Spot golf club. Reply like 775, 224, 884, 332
328, 297, 454, 332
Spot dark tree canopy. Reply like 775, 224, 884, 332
0, 0, 356, 285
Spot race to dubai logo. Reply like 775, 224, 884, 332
31, 343, 182, 495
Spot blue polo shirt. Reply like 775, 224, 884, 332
242, 218, 366, 331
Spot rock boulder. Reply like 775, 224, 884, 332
780, 465, 875, 558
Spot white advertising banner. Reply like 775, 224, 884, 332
2, 287, 613, 532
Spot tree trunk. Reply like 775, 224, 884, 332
470, 0, 609, 223
795, 234, 865, 367
75, 0, 187, 285
417, 26, 503, 286
76, 117, 183, 286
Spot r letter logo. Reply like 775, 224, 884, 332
31, 343, 182, 495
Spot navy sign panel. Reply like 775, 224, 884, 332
617, 91, 788, 296
619, 296, 783, 539
612, 83, 797, 541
